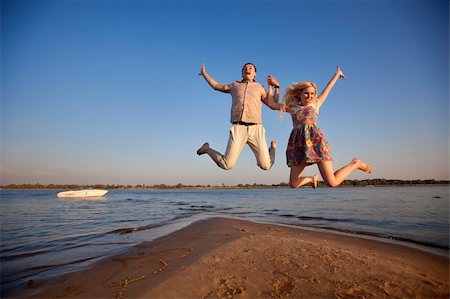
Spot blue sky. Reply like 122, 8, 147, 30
1, 0, 448, 185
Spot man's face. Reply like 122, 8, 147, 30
241, 64, 256, 81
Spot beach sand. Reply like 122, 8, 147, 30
25, 217, 448, 299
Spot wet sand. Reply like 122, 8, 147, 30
25, 217, 449, 298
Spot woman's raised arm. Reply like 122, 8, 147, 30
315, 66, 346, 111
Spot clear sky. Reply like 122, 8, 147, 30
1, 0, 448, 186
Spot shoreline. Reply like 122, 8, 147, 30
1, 181, 449, 190
248, 217, 450, 257
22, 217, 449, 299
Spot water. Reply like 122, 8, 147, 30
1, 186, 449, 296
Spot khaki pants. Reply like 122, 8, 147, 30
216, 124, 275, 170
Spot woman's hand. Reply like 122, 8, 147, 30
337, 66, 346, 79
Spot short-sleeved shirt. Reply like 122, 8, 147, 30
227, 81, 266, 124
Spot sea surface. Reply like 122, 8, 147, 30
1, 186, 449, 296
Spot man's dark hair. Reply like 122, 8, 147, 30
242, 62, 257, 73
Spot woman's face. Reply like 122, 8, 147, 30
300, 86, 316, 105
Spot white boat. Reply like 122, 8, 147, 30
57, 189, 108, 198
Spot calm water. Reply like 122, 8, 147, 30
1, 186, 449, 296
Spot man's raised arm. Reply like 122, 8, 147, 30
199, 64, 230, 93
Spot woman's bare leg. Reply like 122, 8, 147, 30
317, 158, 372, 187
289, 162, 318, 188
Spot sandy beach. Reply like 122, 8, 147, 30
24, 217, 448, 299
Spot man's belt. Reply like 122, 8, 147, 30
233, 121, 257, 126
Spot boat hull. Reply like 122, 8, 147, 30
57, 189, 108, 198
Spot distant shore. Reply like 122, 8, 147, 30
1, 179, 449, 190
26, 217, 449, 299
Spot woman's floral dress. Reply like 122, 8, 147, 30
286, 104, 333, 166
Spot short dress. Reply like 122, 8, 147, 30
286, 104, 333, 166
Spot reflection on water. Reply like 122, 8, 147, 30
0, 186, 448, 296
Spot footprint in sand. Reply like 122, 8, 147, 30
103, 248, 193, 299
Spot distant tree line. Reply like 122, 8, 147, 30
1, 179, 448, 190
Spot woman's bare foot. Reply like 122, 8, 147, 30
352, 158, 372, 173
312, 174, 319, 189
197, 142, 209, 155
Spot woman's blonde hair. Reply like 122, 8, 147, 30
281, 81, 318, 112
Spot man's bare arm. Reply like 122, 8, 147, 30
199, 63, 230, 93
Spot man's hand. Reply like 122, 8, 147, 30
199, 63, 206, 76
267, 75, 280, 87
